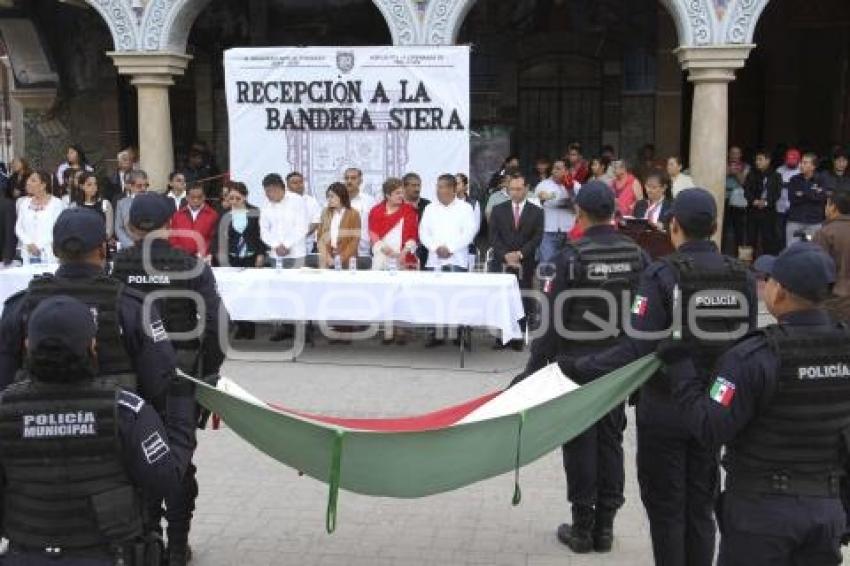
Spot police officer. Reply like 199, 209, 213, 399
0, 295, 194, 565
110, 192, 227, 566
0, 208, 181, 410
567, 188, 757, 564
659, 242, 850, 565
519, 181, 650, 554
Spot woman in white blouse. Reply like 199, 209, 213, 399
15, 170, 65, 264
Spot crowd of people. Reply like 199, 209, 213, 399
2, 140, 850, 334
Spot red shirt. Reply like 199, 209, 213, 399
169, 204, 219, 257
570, 160, 590, 184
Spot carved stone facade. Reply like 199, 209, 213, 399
81, 0, 772, 52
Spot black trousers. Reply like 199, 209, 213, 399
717, 492, 845, 566
747, 209, 781, 256
636, 389, 718, 566
562, 402, 626, 511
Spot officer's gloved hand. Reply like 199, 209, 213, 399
656, 339, 692, 365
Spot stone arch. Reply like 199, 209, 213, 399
721, 0, 772, 44
372, 0, 420, 45
139, 0, 212, 52
427, 0, 718, 47
82, 0, 140, 51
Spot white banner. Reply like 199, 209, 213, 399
225, 46, 470, 205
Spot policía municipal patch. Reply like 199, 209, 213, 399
709, 377, 736, 407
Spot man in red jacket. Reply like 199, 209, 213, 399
170, 183, 219, 258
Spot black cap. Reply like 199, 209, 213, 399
28, 295, 96, 359
262, 173, 285, 188
670, 188, 717, 233
753, 242, 836, 303
53, 208, 107, 256
129, 193, 174, 231
575, 180, 616, 218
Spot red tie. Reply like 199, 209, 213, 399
513, 203, 520, 229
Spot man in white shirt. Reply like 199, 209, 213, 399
259, 173, 309, 264
165, 172, 188, 211
534, 159, 579, 262
420, 174, 477, 273
667, 156, 695, 196
344, 168, 375, 258
420, 174, 477, 347
286, 171, 321, 255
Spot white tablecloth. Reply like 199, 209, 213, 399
0, 266, 525, 340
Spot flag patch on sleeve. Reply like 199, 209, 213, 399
631, 295, 648, 316
709, 377, 736, 407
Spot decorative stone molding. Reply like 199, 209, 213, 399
372, 0, 420, 45
723, 0, 771, 44
675, 45, 754, 82
140, 0, 212, 52
108, 51, 192, 85
83, 0, 140, 51
682, 0, 714, 45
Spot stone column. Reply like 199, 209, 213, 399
676, 46, 753, 244
108, 52, 192, 191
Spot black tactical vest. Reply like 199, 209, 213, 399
560, 235, 644, 353
24, 275, 135, 390
664, 253, 751, 380
726, 325, 850, 495
0, 378, 143, 550
112, 244, 199, 350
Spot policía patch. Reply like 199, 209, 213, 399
709, 377, 736, 407
631, 295, 648, 317
142, 432, 169, 464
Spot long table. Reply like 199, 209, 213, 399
0, 265, 525, 358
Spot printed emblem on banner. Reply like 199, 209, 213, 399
336, 51, 355, 74
631, 295, 648, 317
142, 432, 169, 464
709, 377, 736, 407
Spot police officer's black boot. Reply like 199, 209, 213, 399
593, 506, 617, 552
167, 542, 192, 566
556, 505, 595, 553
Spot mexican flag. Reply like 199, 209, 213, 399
709, 377, 736, 407
189, 354, 660, 531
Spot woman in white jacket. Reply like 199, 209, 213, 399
15, 170, 65, 264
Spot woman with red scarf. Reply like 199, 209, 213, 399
611, 159, 642, 217
369, 177, 419, 270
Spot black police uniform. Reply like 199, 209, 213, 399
110, 194, 227, 563
0, 383, 187, 566
669, 309, 850, 565
111, 238, 226, 377
575, 239, 756, 564
572, 188, 757, 565
666, 242, 850, 565
0, 294, 190, 566
526, 198, 650, 553
0, 263, 177, 404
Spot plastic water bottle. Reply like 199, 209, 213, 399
275, 256, 283, 272
467, 253, 476, 273
334, 255, 342, 271
388, 256, 398, 275
349, 257, 357, 272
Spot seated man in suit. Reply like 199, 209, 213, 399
489, 171, 544, 350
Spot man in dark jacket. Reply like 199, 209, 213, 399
786, 153, 828, 246
489, 171, 544, 350
744, 149, 782, 255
